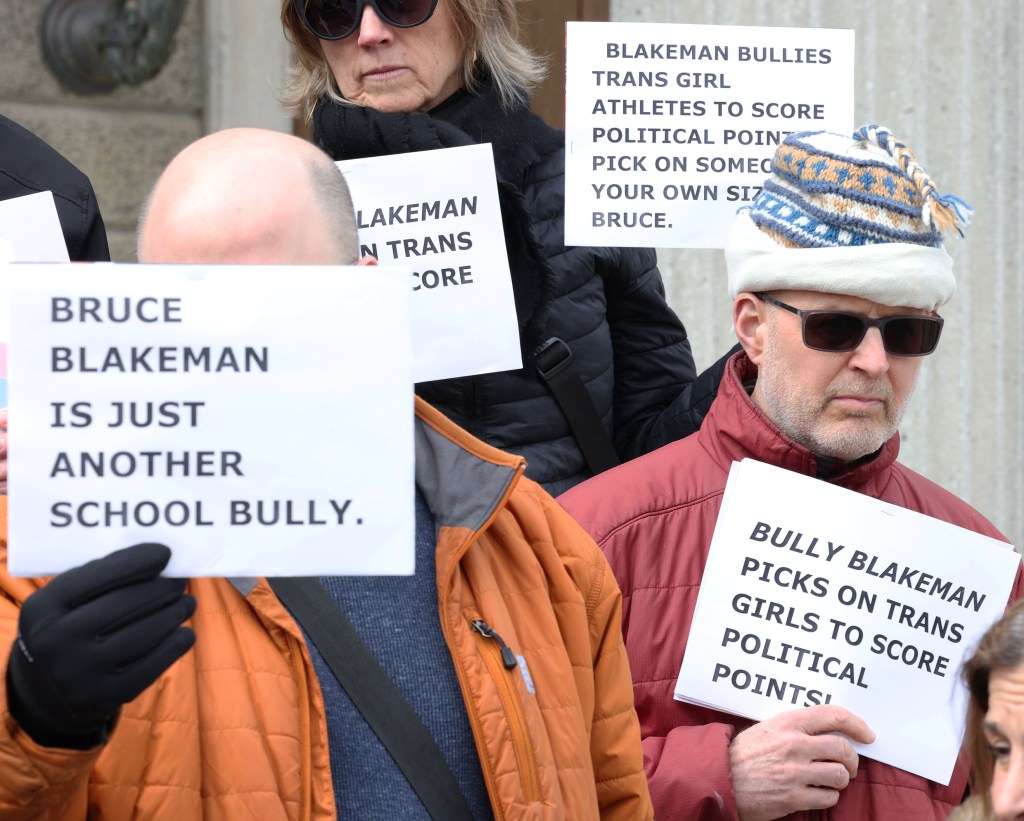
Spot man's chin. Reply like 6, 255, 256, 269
811, 424, 890, 462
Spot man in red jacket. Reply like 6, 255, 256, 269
560, 125, 1022, 820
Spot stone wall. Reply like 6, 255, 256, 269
0, 0, 206, 261
0, 0, 290, 261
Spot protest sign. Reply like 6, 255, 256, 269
0, 191, 70, 262
675, 458, 1020, 785
7, 263, 415, 578
565, 22, 855, 248
337, 144, 521, 383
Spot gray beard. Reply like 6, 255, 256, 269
757, 334, 917, 462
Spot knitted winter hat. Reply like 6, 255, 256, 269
726, 125, 972, 311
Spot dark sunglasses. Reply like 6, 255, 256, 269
294, 0, 438, 40
755, 293, 944, 357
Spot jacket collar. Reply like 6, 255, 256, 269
412, 397, 524, 532
230, 398, 525, 597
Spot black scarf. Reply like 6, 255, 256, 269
313, 83, 563, 366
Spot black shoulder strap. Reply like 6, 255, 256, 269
267, 577, 477, 821
535, 337, 621, 475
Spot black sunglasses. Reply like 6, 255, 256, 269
294, 0, 438, 40
755, 293, 944, 357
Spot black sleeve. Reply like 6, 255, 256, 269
639, 343, 739, 453
54, 179, 111, 262
602, 246, 733, 459
0, 114, 111, 262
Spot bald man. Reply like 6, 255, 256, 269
137, 128, 359, 265
0, 129, 652, 820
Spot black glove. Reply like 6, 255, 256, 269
6, 543, 196, 749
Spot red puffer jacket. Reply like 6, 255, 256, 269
560, 353, 1023, 820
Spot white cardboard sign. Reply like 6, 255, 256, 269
675, 458, 1020, 785
337, 144, 522, 383
565, 22, 855, 248
6, 264, 415, 578
0, 191, 70, 262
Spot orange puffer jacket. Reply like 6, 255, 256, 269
0, 398, 652, 820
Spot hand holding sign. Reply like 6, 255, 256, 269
7, 543, 196, 749
676, 459, 1020, 785
730, 704, 875, 820
7, 264, 415, 578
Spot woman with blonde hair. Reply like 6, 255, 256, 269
281, 0, 726, 495
952, 598, 1024, 820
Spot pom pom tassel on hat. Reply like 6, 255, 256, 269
853, 125, 973, 237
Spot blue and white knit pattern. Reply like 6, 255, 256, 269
727, 126, 963, 310
747, 130, 947, 249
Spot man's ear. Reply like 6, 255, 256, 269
734, 292, 768, 366
356, 255, 378, 266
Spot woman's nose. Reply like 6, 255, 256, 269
357, 5, 394, 46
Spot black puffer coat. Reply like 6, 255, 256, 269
315, 84, 723, 494
0, 115, 110, 262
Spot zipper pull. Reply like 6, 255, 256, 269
471, 619, 518, 670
